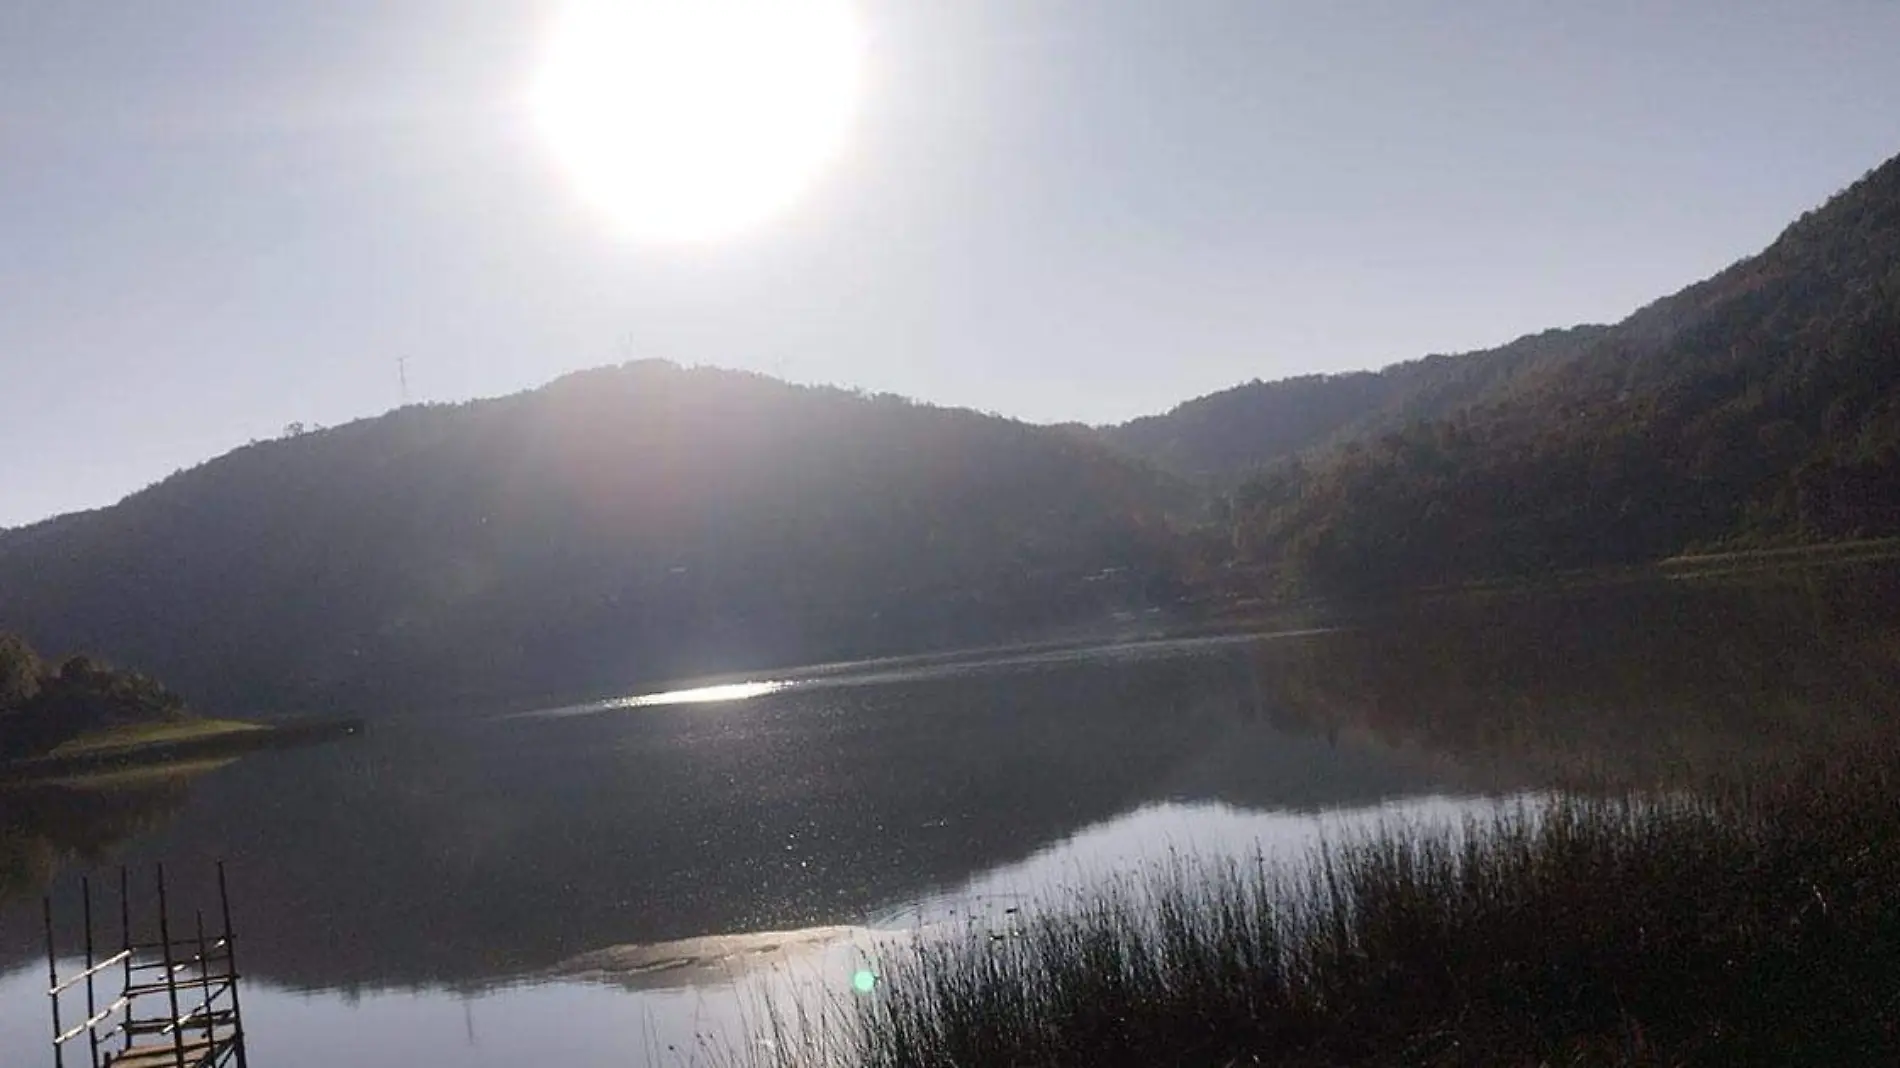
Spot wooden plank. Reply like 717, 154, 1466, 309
108, 1034, 232, 1068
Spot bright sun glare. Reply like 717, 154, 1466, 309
531, 0, 865, 242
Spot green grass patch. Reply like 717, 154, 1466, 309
1658, 536, 1900, 569
47, 717, 266, 758
753, 753, 1900, 1066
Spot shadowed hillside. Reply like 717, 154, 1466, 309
11, 152, 1900, 712
1102, 325, 1608, 484
1098, 151, 1900, 594
0, 363, 1189, 716
1229, 153, 1900, 592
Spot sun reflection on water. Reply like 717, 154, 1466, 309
617, 681, 789, 707
514, 679, 792, 720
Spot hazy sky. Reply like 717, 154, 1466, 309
3, 1, 1899, 528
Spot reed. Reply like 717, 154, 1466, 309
751, 750, 1900, 1065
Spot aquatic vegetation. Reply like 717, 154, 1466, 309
753, 749, 1900, 1066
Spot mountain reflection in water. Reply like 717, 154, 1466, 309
4, 565, 1898, 1067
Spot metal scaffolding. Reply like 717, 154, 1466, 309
43, 863, 249, 1068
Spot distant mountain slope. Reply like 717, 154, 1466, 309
1102, 326, 1609, 483
0, 364, 1188, 715
1234, 152, 1900, 591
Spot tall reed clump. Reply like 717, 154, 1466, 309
753, 752, 1900, 1066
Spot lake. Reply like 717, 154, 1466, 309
6, 564, 1899, 1065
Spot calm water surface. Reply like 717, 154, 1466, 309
5, 567, 1898, 1065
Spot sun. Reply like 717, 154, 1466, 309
531, 0, 865, 243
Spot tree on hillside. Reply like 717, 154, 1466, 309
0, 633, 189, 760
0, 633, 42, 709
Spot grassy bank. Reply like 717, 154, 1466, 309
0, 716, 361, 785
45, 716, 266, 757
1658, 536, 1900, 572
757, 755, 1900, 1066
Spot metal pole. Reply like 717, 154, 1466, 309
193, 910, 214, 1052
119, 867, 132, 1061
217, 861, 249, 1068
82, 878, 100, 1068
44, 896, 65, 1068
154, 865, 187, 1067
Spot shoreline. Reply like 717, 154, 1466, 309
750, 749, 1900, 1066
0, 716, 363, 786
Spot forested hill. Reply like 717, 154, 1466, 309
9, 157, 1898, 712
1101, 325, 1610, 484
0, 364, 1188, 716
1230, 152, 1900, 592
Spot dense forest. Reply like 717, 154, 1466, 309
1102, 325, 1609, 485
1108, 151, 1900, 593
0, 366, 1190, 716
0, 632, 187, 760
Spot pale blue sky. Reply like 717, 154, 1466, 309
3, 1, 1898, 527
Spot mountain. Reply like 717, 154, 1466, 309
9, 155, 1899, 713
0, 363, 1188, 716
1101, 325, 1610, 484
1226, 153, 1900, 591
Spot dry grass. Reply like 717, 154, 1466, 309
750, 751, 1900, 1066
